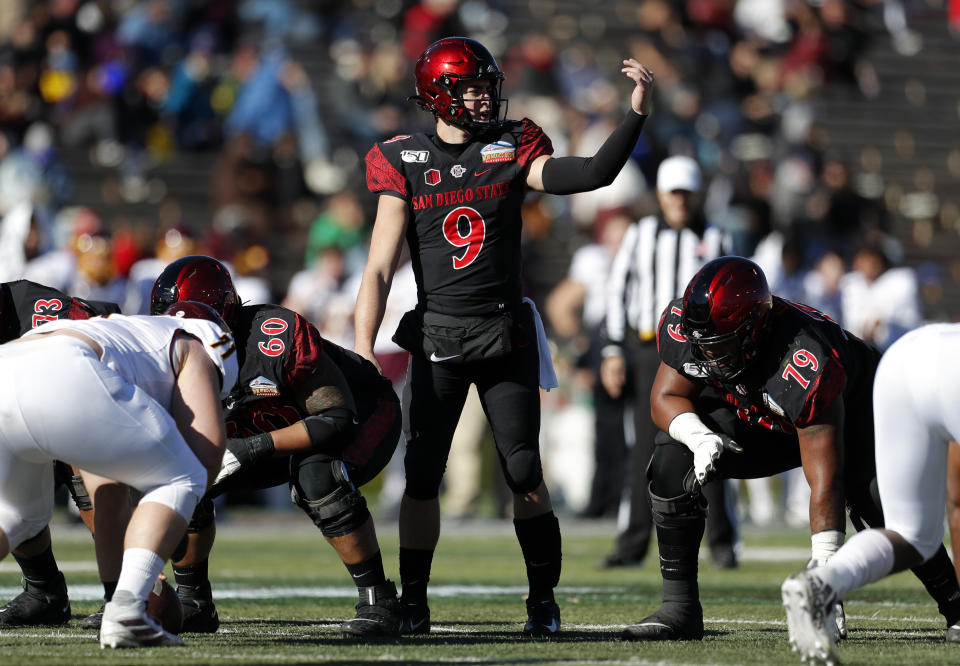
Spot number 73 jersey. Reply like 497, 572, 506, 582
656, 296, 882, 433
364, 119, 553, 315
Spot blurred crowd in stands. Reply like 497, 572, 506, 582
0, 0, 956, 524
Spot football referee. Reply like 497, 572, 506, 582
599, 155, 736, 569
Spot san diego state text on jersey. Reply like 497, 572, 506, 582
365, 118, 552, 315
657, 296, 881, 433
411, 180, 513, 211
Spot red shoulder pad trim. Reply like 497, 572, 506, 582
365, 144, 408, 197
517, 118, 553, 167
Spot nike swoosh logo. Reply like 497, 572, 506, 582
544, 619, 559, 632
429, 353, 461, 362
474, 168, 491, 176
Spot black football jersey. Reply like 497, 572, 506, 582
657, 296, 881, 434
225, 304, 395, 457
365, 119, 553, 315
1, 279, 121, 343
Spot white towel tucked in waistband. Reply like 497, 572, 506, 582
523, 297, 558, 390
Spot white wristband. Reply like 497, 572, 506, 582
667, 412, 714, 448
810, 529, 845, 565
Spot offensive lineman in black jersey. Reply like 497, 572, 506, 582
622, 256, 960, 642
0, 280, 122, 628
149, 256, 404, 636
355, 36, 654, 636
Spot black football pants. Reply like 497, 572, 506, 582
401, 341, 544, 500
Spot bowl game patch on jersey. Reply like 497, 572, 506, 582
480, 141, 515, 163
250, 375, 280, 397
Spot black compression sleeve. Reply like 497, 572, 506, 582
540, 110, 646, 195
303, 407, 357, 455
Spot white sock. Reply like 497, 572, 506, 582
816, 529, 895, 598
115, 548, 166, 601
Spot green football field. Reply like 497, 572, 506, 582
1, 513, 957, 665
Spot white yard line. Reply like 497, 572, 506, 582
0, 544, 810, 576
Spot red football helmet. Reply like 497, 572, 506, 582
413, 37, 506, 132
150, 255, 241, 325
680, 256, 773, 382
162, 300, 231, 334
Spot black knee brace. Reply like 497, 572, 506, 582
187, 496, 216, 534
291, 460, 370, 538
66, 474, 93, 512
650, 484, 707, 582
501, 448, 544, 495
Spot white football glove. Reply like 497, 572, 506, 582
213, 448, 241, 486
668, 412, 743, 485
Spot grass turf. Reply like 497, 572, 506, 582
0, 514, 957, 665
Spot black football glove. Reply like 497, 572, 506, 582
213, 432, 275, 486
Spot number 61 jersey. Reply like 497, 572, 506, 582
365, 119, 553, 316
657, 296, 882, 434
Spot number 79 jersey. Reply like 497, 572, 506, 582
365, 119, 553, 315
657, 296, 882, 433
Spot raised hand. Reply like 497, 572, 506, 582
622, 59, 654, 115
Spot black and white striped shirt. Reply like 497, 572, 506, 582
604, 215, 727, 346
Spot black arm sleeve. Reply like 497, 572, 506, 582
540, 110, 646, 195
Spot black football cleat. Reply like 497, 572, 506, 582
82, 601, 106, 630
176, 582, 220, 633
523, 599, 561, 637
0, 573, 71, 626
621, 602, 704, 641
341, 580, 401, 637
398, 597, 431, 635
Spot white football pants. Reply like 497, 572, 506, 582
873, 323, 960, 561
0, 336, 205, 550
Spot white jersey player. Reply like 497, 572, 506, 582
0, 303, 237, 648
782, 323, 960, 664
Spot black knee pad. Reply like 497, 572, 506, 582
187, 496, 216, 533
501, 448, 543, 495
291, 460, 370, 537
66, 474, 93, 512
293, 451, 339, 499
648, 437, 697, 499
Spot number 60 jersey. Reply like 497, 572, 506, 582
364, 119, 553, 316
656, 296, 882, 435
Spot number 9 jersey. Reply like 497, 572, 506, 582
657, 296, 882, 434
364, 119, 553, 316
